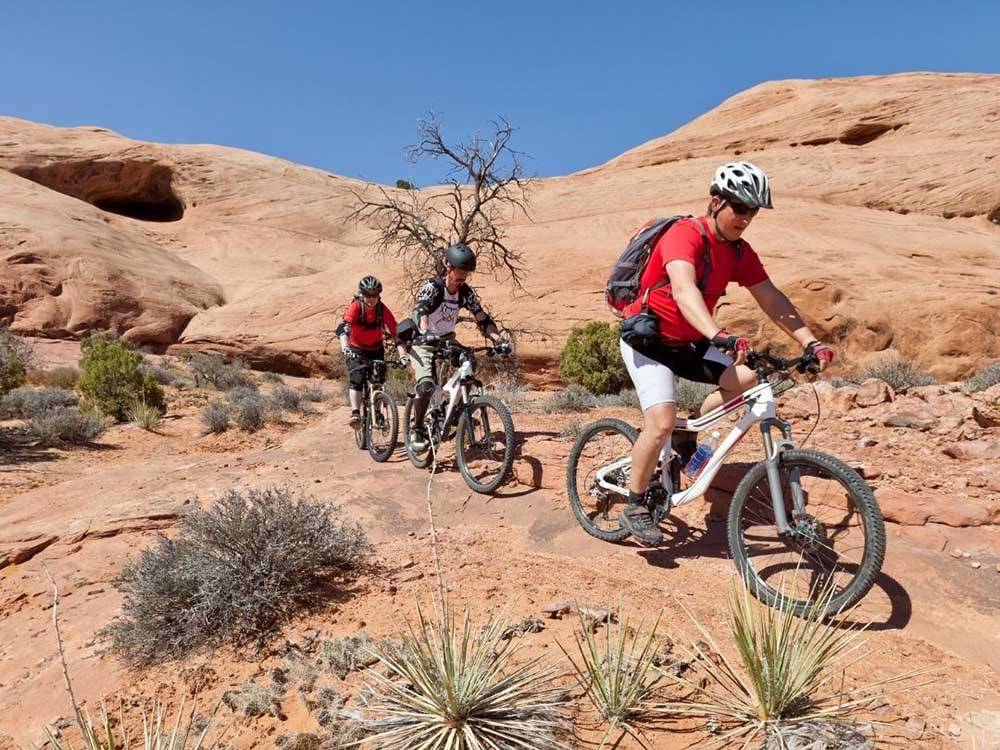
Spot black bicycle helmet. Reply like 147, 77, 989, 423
444, 242, 477, 271
358, 275, 382, 295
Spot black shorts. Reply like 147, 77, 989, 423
347, 347, 385, 389
632, 338, 729, 385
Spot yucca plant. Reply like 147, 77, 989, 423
356, 602, 571, 749
560, 606, 667, 749
45, 696, 228, 750
657, 580, 923, 748
127, 395, 163, 432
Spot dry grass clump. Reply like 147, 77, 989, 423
559, 418, 585, 442
223, 679, 284, 718
674, 379, 716, 413
300, 381, 334, 403
28, 408, 106, 446
964, 362, 1000, 393
27, 366, 79, 389
489, 374, 530, 412
107, 486, 371, 666
200, 399, 231, 434
852, 356, 935, 392
357, 603, 570, 749
1, 386, 78, 418
127, 396, 164, 432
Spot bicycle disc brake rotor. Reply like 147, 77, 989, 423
787, 513, 828, 553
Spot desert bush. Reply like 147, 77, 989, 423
852, 356, 935, 391
108, 486, 371, 665
261, 371, 285, 384
226, 387, 268, 431
658, 583, 919, 747
185, 351, 255, 391
0, 386, 78, 418
78, 335, 165, 422
27, 366, 79, 389
561, 606, 666, 747
542, 384, 598, 413
269, 384, 304, 413
359, 603, 570, 749
489, 374, 529, 412
0, 327, 33, 397
223, 679, 284, 718
300, 382, 333, 402
200, 399, 231, 434
28, 407, 106, 446
559, 322, 628, 395
382, 365, 410, 402
595, 388, 640, 410
140, 360, 187, 387
964, 362, 1000, 393
674, 378, 716, 413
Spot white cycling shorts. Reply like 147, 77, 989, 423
620, 338, 732, 411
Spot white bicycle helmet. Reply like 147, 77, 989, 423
710, 162, 773, 209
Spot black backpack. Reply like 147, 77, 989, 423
605, 216, 712, 316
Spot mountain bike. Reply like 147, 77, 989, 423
402, 335, 516, 494
352, 357, 404, 463
566, 350, 886, 615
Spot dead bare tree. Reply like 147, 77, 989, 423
351, 114, 531, 299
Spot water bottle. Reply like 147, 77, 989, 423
683, 431, 720, 479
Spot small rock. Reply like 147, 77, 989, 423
972, 561, 982, 569
972, 405, 1000, 428
968, 475, 987, 488
541, 601, 572, 619
857, 378, 894, 407
962, 552, 971, 558
858, 436, 879, 447
950, 549, 964, 558
884, 412, 936, 431
948, 724, 962, 737
995, 562, 1000, 573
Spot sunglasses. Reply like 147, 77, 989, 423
727, 200, 759, 217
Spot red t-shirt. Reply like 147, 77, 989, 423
344, 299, 398, 351
623, 216, 769, 344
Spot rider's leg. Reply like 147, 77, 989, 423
698, 364, 757, 415
619, 339, 680, 546
346, 357, 367, 426
348, 388, 362, 411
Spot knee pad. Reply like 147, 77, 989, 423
415, 377, 436, 397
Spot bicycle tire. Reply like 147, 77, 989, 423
402, 396, 433, 469
727, 448, 886, 616
354, 400, 367, 450
367, 391, 399, 463
455, 394, 515, 495
566, 418, 637, 542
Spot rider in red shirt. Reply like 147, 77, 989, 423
618, 162, 835, 547
337, 276, 409, 427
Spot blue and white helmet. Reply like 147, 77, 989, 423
710, 162, 773, 209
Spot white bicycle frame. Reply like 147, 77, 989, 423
428, 354, 475, 435
595, 378, 799, 534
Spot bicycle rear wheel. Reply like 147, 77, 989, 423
566, 418, 637, 542
367, 391, 398, 463
727, 448, 886, 616
455, 394, 515, 494
353, 400, 367, 450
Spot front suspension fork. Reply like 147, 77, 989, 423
760, 417, 801, 535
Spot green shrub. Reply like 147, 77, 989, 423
107, 486, 371, 666
1, 387, 78, 419
28, 407, 106, 446
851, 356, 935, 392
559, 322, 628, 395
27, 366, 79, 389
964, 362, 1000, 394
77, 336, 165, 422
395, 179, 415, 190
0, 327, 32, 397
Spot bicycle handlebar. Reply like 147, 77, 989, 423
745, 350, 817, 375
413, 334, 511, 358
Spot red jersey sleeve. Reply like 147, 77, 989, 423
382, 305, 398, 339
656, 219, 705, 270
733, 242, 769, 287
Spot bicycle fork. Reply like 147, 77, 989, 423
760, 417, 799, 535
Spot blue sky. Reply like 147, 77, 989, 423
2, 0, 997, 186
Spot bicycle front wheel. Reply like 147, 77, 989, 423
367, 391, 398, 463
728, 448, 886, 616
566, 418, 637, 542
455, 394, 515, 494
402, 396, 432, 469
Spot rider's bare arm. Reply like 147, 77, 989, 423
665, 260, 724, 339
747, 279, 819, 348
